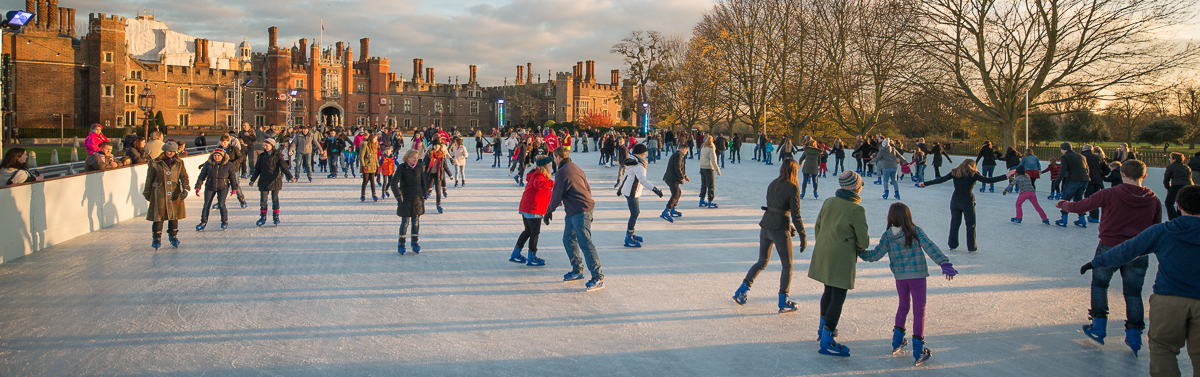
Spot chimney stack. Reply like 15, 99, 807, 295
426, 68, 434, 85
194, 39, 204, 65
45, 0, 57, 32
469, 65, 477, 83
413, 59, 423, 83
36, 0, 46, 30
25, 0, 34, 16
611, 69, 620, 86
335, 41, 344, 60
268, 26, 278, 49
526, 62, 532, 85
585, 60, 595, 82
516, 65, 524, 85
204, 39, 210, 60
58, 7, 67, 33
66, 8, 75, 36
359, 38, 370, 62
298, 38, 307, 61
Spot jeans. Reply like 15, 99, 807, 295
516, 216, 542, 255
699, 169, 716, 201
915, 164, 926, 182
1090, 243, 1147, 330
948, 200, 977, 250
328, 154, 339, 176
200, 188, 230, 224
454, 165, 466, 184
981, 165, 996, 188
1147, 294, 1200, 377
753, 145, 761, 160
731, 148, 741, 163
802, 173, 818, 193
649, 147, 658, 163
563, 211, 603, 280
718, 151, 725, 168
881, 168, 899, 193
742, 228, 793, 295
1060, 181, 1088, 216
295, 152, 313, 178
625, 195, 640, 231
834, 157, 844, 174
399, 216, 419, 237
259, 190, 280, 212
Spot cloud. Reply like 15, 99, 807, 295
64, 0, 713, 84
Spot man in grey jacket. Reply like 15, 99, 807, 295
545, 146, 604, 291
291, 126, 324, 182
869, 139, 906, 199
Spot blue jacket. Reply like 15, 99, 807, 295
1093, 216, 1200, 300
860, 226, 950, 280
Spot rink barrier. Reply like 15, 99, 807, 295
0, 153, 209, 263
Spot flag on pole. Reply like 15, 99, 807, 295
321, 20, 324, 30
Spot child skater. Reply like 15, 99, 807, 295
1003, 166, 1049, 224
1042, 158, 1061, 200
248, 139, 293, 227
618, 144, 665, 247
379, 146, 396, 198
390, 149, 427, 255
764, 140, 775, 165
859, 202, 957, 366
509, 156, 554, 266
1103, 161, 1123, 188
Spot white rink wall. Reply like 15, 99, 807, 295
0, 154, 208, 262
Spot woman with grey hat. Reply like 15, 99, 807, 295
248, 138, 294, 227
143, 141, 191, 249
809, 170, 869, 357
618, 144, 665, 248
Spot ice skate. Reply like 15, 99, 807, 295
892, 327, 908, 354
397, 239, 406, 255
1011, 217, 1022, 224
373, 195, 378, 202
1083, 317, 1106, 344
169, 235, 180, 248
525, 256, 545, 266
220, 222, 228, 231
660, 208, 674, 223
152, 234, 161, 250
256, 212, 267, 227
1042, 219, 1051, 225
700, 199, 707, 207
437, 205, 444, 214
195, 223, 206, 232
670, 208, 683, 217
778, 293, 797, 314
1055, 215, 1069, 227
624, 232, 642, 248
272, 211, 280, 226
411, 237, 421, 254
883, 191, 889, 199
818, 327, 850, 357
361, 195, 366, 202
563, 271, 584, 281
707, 201, 718, 209
1125, 328, 1142, 357
732, 282, 749, 306
913, 337, 931, 366
509, 247, 526, 263
800, 191, 806, 199
585, 279, 605, 291
1074, 216, 1088, 228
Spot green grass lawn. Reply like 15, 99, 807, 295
16, 147, 85, 167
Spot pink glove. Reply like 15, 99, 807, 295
195, 188, 201, 197
230, 189, 236, 196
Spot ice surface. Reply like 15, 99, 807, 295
0, 153, 1189, 376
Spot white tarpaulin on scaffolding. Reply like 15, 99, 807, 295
125, 17, 240, 69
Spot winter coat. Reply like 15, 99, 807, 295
450, 145, 469, 166
698, 146, 720, 174
359, 145, 379, 174
976, 146, 998, 166
809, 193, 869, 290
1003, 175, 1036, 194
196, 153, 240, 192
292, 132, 323, 154
389, 162, 427, 217
870, 141, 905, 170
1092, 215, 1200, 300
84, 132, 109, 156
249, 150, 293, 191
1019, 155, 1041, 172
223, 144, 244, 165
931, 145, 950, 166
618, 157, 658, 198
801, 147, 822, 175
860, 226, 950, 280
1163, 161, 1193, 188
84, 153, 119, 172
759, 178, 803, 232
1082, 151, 1110, 185
1059, 150, 1090, 183
125, 148, 150, 165
545, 159, 596, 217
663, 150, 689, 184
1059, 183, 1162, 247
143, 157, 190, 222
519, 171, 554, 215
424, 150, 453, 189
923, 172, 1009, 206
1002, 151, 1021, 169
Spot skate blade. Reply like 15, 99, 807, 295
818, 348, 851, 357
892, 339, 909, 355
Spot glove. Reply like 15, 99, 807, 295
181, 189, 188, 199
1080, 262, 1094, 275
652, 188, 664, 198
798, 232, 808, 253
195, 188, 201, 197
1002, 189, 1008, 196
543, 212, 553, 225
941, 263, 958, 277
230, 189, 236, 196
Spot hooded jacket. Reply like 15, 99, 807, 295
249, 150, 293, 191
618, 156, 658, 198
519, 170, 554, 215
1093, 215, 1200, 300
870, 140, 905, 170
1058, 183, 1162, 247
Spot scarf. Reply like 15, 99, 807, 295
835, 189, 861, 203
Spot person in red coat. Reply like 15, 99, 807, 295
510, 156, 555, 266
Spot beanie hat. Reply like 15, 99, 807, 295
1015, 165, 1025, 175
264, 138, 277, 149
536, 157, 553, 166
632, 144, 648, 155
1060, 142, 1072, 151
161, 142, 180, 153
839, 171, 861, 188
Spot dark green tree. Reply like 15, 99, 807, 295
1059, 111, 1109, 143
1137, 117, 1188, 147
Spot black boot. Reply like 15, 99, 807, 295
273, 211, 281, 226
152, 231, 162, 250
411, 236, 421, 254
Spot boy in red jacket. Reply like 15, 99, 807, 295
1056, 159, 1162, 354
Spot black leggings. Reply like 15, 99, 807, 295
515, 217, 542, 255
1167, 185, 1184, 220
820, 285, 848, 331
743, 228, 793, 294
152, 220, 179, 237
361, 173, 377, 197
399, 216, 420, 237
699, 169, 715, 201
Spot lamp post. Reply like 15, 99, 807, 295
1, 10, 35, 155
137, 85, 155, 138
642, 102, 650, 136
497, 98, 505, 130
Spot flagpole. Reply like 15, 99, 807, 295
320, 19, 323, 51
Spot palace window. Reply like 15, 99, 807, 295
255, 92, 265, 108
254, 115, 265, 126
295, 79, 305, 89
404, 98, 412, 113
357, 101, 366, 111
178, 88, 190, 106
470, 101, 479, 115
178, 114, 190, 127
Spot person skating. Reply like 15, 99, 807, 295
732, 159, 808, 313
214, 135, 248, 209
975, 141, 999, 193
799, 140, 822, 199
917, 159, 1008, 252
248, 139, 294, 227
1163, 152, 1192, 220
859, 202, 957, 366
292, 126, 323, 182
424, 140, 453, 213
390, 149, 427, 255
661, 143, 690, 222
1003, 166, 1050, 224
194, 148, 239, 231
810, 171, 869, 357
450, 137, 469, 187
143, 142, 190, 249
1081, 145, 1112, 223
871, 139, 907, 199
1056, 143, 1092, 227
1081, 185, 1200, 373
324, 129, 346, 178
1058, 160, 1162, 354
697, 135, 722, 208
617, 144, 665, 248
511, 156, 554, 265
930, 142, 952, 179
359, 134, 381, 202
379, 146, 396, 199
543, 146, 604, 291
1043, 158, 1061, 200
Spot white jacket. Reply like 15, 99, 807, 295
450, 145, 469, 166
503, 137, 518, 150
618, 157, 658, 198
698, 146, 721, 174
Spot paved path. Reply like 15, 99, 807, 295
0, 152, 1187, 376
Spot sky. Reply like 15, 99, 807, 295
50, 0, 715, 85
16, 0, 1200, 86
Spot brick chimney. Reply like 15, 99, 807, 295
58, 7, 67, 33
469, 65, 477, 83
516, 65, 524, 85
298, 38, 307, 61
526, 62, 532, 85
586, 60, 596, 83
36, 0, 46, 30
25, 0, 34, 17
413, 58, 423, 83
268, 26, 278, 49
426, 67, 434, 85
194, 39, 204, 65
611, 69, 620, 86
359, 38, 369, 62
66, 8, 75, 36
335, 41, 344, 60
45, 0, 57, 32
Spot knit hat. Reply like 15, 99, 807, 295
632, 144, 648, 155
536, 156, 553, 166
161, 142, 180, 153
264, 138, 277, 149
1060, 142, 1072, 151
839, 171, 861, 189
1015, 165, 1025, 175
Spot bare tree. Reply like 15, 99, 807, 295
612, 30, 674, 129
695, 0, 784, 134
771, 0, 829, 140
1174, 79, 1200, 149
1104, 92, 1167, 146
909, 0, 1200, 148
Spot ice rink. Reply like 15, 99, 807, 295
0, 150, 1189, 376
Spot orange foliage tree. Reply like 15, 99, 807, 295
578, 111, 614, 129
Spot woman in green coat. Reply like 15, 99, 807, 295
809, 170, 869, 357
800, 139, 822, 198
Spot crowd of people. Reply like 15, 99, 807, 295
2, 122, 1199, 375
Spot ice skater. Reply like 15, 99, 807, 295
194, 148, 239, 232
617, 144, 665, 248
660, 142, 690, 222
544, 146, 604, 292
732, 159, 807, 313
1003, 166, 1049, 224
391, 149, 427, 255
917, 159, 1007, 252
859, 202, 957, 366
1043, 158, 1061, 199
697, 135, 721, 208
248, 139, 294, 227
143, 142, 190, 249
799, 140, 821, 198
809, 171, 869, 357
424, 139, 453, 214
450, 137, 469, 187
510, 156, 554, 266
359, 134, 380, 202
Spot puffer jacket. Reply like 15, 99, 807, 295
249, 150, 293, 191
870, 140, 905, 170
390, 161, 426, 217
518, 170, 554, 215
196, 152, 240, 192
801, 147, 822, 175
618, 157, 658, 198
